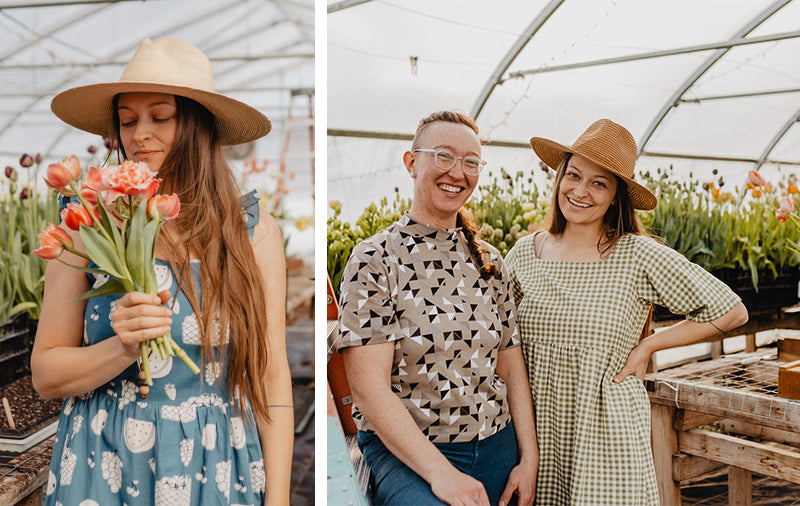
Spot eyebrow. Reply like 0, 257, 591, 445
432, 144, 481, 157
566, 164, 611, 180
118, 101, 176, 110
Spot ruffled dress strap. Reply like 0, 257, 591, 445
240, 189, 261, 239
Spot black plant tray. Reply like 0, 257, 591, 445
0, 313, 34, 388
653, 268, 800, 321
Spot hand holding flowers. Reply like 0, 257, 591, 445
34, 156, 199, 395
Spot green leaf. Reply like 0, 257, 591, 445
70, 278, 128, 302
10, 302, 37, 316
56, 259, 116, 277
80, 226, 130, 284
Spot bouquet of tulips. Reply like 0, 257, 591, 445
34, 156, 200, 391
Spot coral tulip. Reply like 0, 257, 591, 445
776, 210, 789, 224
789, 184, 798, 194
102, 160, 161, 202
147, 193, 180, 221
61, 202, 95, 230
752, 188, 763, 198
780, 196, 795, 214
748, 170, 765, 187
33, 224, 73, 259
44, 156, 82, 195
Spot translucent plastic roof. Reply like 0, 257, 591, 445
0, 0, 315, 255
0, 0, 314, 168
327, 0, 800, 218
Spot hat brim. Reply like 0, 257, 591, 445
51, 81, 271, 146
530, 136, 656, 210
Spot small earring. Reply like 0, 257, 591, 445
410, 171, 416, 178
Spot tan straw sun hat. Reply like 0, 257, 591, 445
51, 38, 271, 146
530, 118, 656, 210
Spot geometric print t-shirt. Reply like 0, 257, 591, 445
338, 213, 520, 443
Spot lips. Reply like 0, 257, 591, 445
438, 183, 462, 194
566, 196, 590, 208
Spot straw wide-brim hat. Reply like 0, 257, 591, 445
530, 118, 657, 210
51, 38, 271, 146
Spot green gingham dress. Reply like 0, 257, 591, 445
505, 233, 740, 505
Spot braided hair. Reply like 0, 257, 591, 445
457, 207, 500, 280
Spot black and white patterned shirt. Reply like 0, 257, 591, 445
338, 213, 520, 443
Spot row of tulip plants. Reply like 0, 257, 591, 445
327, 166, 800, 301
1, 154, 59, 324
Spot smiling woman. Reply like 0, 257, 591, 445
335, 111, 540, 506
505, 118, 748, 505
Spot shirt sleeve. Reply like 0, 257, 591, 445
490, 246, 521, 350
337, 237, 401, 349
634, 235, 741, 322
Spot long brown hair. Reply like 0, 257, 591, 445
541, 153, 649, 256
113, 95, 270, 421
412, 111, 500, 280
541, 153, 654, 341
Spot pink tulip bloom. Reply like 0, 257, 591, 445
79, 166, 107, 206
147, 193, 180, 221
60, 202, 94, 230
748, 170, 765, 187
779, 196, 795, 214
79, 184, 99, 206
33, 224, 73, 259
43, 156, 82, 195
102, 160, 162, 202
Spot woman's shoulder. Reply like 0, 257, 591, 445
505, 230, 538, 258
623, 233, 669, 252
349, 223, 398, 261
251, 208, 283, 250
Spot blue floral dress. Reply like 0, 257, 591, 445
45, 192, 266, 506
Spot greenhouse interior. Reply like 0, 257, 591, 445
327, 1, 800, 504
0, 1, 315, 504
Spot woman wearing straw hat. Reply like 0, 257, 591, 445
338, 111, 539, 506
504, 119, 748, 504
31, 38, 292, 505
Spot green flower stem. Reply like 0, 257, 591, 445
140, 341, 153, 386
165, 333, 200, 374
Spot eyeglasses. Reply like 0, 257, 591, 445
412, 148, 487, 176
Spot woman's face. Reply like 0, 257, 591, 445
404, 122, 481, 228
557, 154, 618, 228
117, 92, 178, 172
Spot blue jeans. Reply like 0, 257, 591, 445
357, 422, 519, 505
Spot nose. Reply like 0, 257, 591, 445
132, 121, 152, 146
572, 180, 590, 198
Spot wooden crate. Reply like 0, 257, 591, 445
778, 359, 800, 400
778, 338, 800, 362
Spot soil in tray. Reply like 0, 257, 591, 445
0, 375, 63, 438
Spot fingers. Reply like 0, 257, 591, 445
612, 366, 629, 383
500, 466, 535, 506
431, 471, 490, 506
111, 292, 173, 349
498, 482, 515, 506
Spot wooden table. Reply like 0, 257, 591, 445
646, 349, 800, 505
